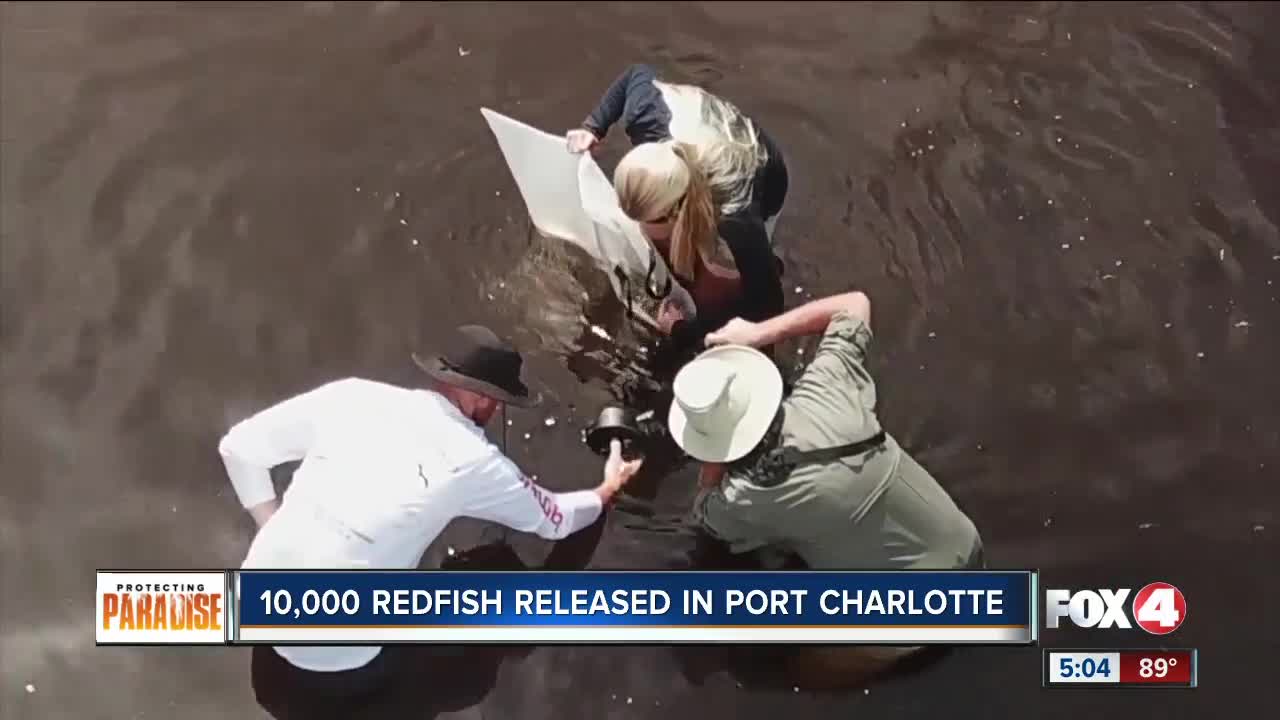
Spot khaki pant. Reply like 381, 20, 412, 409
782, 541, 984, 690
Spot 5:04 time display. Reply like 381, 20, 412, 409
1053, 652, 1119, 683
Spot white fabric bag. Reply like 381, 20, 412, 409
480, 108, 694, 325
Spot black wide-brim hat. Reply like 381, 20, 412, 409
412, 325, 540, 408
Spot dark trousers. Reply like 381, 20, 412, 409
251, 646, 394, 720
251, 644, 521, 720
249, 542, 550, 720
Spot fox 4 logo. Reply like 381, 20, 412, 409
1046, 582, 1187, 635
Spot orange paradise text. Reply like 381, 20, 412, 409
102, 593, 223, 631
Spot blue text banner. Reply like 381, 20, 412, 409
235, 570, 1036, 645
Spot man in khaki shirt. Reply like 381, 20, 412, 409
668, 291, 982, 687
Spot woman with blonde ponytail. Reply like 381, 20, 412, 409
614, 142, 716, 280
568, 64, 788, 350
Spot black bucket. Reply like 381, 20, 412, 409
584, 406, 644, 457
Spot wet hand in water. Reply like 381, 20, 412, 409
657, 298, 687, 334
605, 439, 644, 489
566, 128, 599, 154
706, 318, 763, 348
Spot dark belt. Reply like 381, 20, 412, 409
752, 430, 889, 486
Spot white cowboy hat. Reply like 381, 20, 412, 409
667, 345, 784, 463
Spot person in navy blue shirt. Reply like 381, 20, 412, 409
567, 64, 789, 351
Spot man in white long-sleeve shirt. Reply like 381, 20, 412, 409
219, 324, 642, 719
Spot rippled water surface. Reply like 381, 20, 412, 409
2, 2, 1277, 718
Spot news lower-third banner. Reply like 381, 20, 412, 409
96, 569, 1037, 645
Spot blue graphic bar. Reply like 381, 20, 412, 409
233, 570, 1035, 645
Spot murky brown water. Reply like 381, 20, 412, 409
2, 2, 1277, 718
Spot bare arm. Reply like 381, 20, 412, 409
706, 291, 871, 348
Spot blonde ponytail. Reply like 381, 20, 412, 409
668, 142, 717, 280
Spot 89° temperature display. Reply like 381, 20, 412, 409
1044, 649, 1197, 688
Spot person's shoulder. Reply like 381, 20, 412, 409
815, 293, 872, 339
413, 387, 474, 427
718, 207, 763, 225
415, 391, 510, 464
316, 376, 389, 392
305, 378, 442, 424
717, 212, 770, 248
315, 377, 415, 403
622, 63, 660, 79
782, 304, 875, 401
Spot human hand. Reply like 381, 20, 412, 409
566, 128, 600, 154
602, 439, 644, 495
705, 318, 764, 348
657, 298, 687, 334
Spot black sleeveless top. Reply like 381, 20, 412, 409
582, 64, 788, 347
